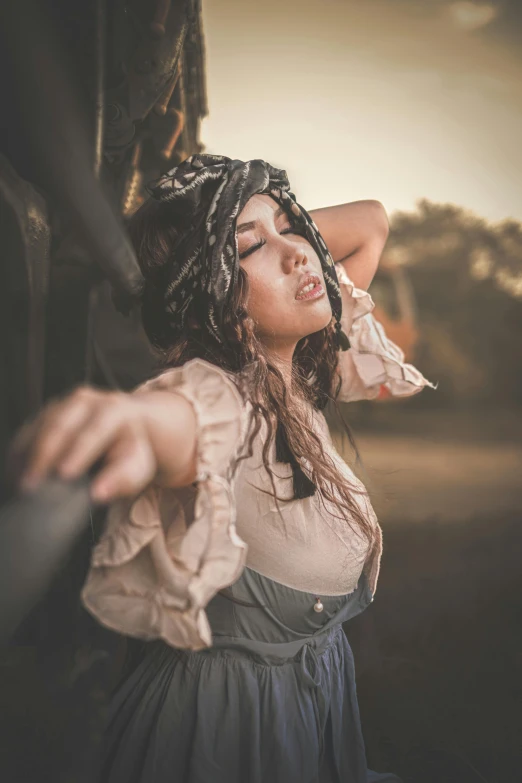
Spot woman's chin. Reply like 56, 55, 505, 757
257, 308, 333, 350
302, 307, 333, 336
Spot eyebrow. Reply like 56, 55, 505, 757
237, 206, 286, 234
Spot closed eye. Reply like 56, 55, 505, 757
239, 225, 307, 260
239, 239, 266, 260
280, 225, 305, 236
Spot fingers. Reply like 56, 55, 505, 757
15, 392, 94, 489
56, 396, 133, 480
90, 436, 157, 503
11, 386, 160, 503
6, 417, 40, 486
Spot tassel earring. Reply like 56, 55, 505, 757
335, 321, 351, 351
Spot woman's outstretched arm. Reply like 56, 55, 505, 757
309, 200, 389, 291
9, 387, 198, 503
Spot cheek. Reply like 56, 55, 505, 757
246, 274, 281, 324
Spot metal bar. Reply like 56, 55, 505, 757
94, 0, 106, 179
0, 0, 144, 311
150, 0, 172, 39
154, 63, 181, 116
0, 479, 91, 644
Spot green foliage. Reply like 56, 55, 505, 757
383, 200, 522, 405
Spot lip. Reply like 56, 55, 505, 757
295, 273, 325, 301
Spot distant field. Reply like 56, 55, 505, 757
335, 404, 522, 444
334, 408, 522, 782
329, 408, 522, 522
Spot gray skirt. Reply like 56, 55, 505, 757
98, 567, 402, 783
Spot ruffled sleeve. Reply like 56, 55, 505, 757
334, 262, 436, 402
81, 358, 250, 651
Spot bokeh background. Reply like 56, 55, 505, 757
200, 1, 522, 780
1, 2, 521, 782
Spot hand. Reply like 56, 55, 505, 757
8, 387, 158, 503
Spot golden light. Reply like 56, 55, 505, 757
448, 2, 499, 30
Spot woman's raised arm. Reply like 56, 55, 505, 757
309, 199, 389, 291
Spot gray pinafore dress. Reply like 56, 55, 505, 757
98, 566, 401, 783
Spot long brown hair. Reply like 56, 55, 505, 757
128, 198, 377, 548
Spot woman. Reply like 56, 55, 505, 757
16, 155, 434, 782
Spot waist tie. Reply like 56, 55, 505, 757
211, 623, 342, 660
298, 641, 330, 760
212, 625, 343, 760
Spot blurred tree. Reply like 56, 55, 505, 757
381, 200, 522, 406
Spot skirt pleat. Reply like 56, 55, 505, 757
99, 632, 401, 783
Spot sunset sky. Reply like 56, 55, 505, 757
200, 0, 522, 222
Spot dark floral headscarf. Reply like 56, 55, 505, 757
148, 153, 349, 351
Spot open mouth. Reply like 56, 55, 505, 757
295, 275, 325, 301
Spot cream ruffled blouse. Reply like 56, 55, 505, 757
81, 264, 435, 650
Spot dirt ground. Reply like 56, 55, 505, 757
335, 411, 522, 783
352, 433, 522, 522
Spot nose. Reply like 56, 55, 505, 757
281, 238, 308, 273
295, 247, 307, 266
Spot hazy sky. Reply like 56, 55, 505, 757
200, 0, 522, 221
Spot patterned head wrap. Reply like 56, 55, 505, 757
147, 153, 350, 351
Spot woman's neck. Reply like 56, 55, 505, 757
266, 352, 314, 415
265, 349, 294, 386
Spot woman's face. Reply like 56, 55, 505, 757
237, 194, 332, 353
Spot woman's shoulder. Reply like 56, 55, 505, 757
137, 357, 238, 394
